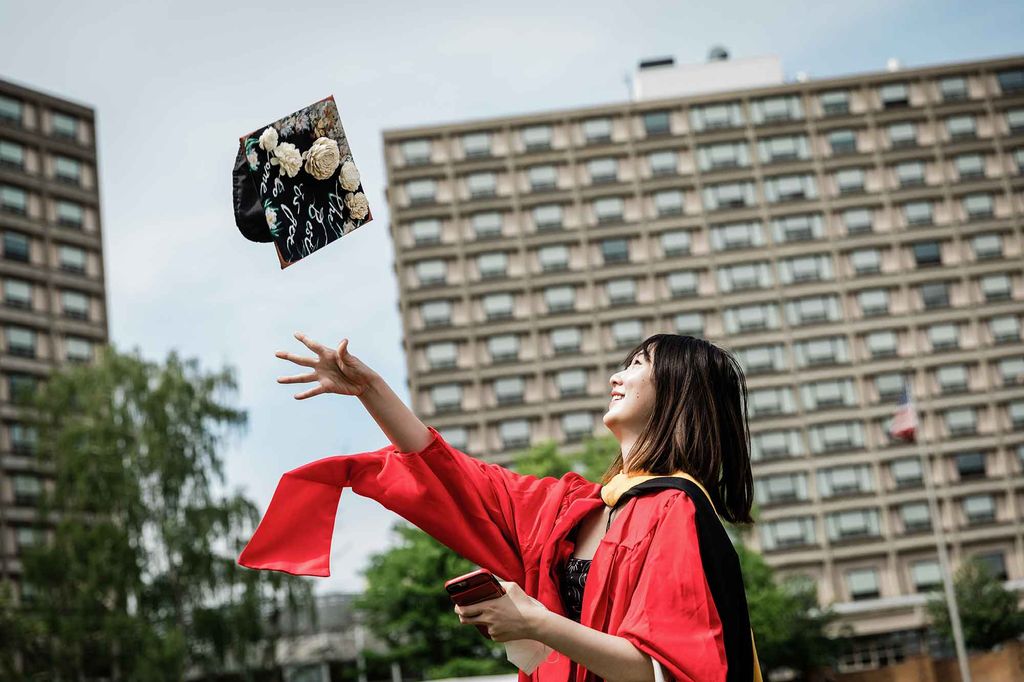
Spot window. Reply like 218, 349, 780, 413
911, 560, 942, 592
56, 200, 86, 229
946, 115, 977, 141
660, 229, 690, 256
828, 129, 858, 155
939, 76, 969, 101
498, 419, 531, 449
471, 212, 502, 240
787, 295, 840, 326
610, 319, 643, 348
521, 124, 553, 151
9, 422, 37, 455
555, 368, 587, 398
997, 357, 1024, 385
462, 131, 491, 159
962, 494, 996, 524
582, 117, 613, 144
666, 270, 698, 298
980, 273, 1012, 302
494, 376, 525, 406
989, 315, 1020, 344
828, 509, 880, 541
955, 451, 986, 479
487, 334, 519, 363
5, 327, 35, 358
425, 341, 458, 370
605, 278, 637, 305
538, 244, 570, 272
652, 189, 684, 217
647, 150, 677, 176
466, 172, 497, 198
3, 231, 29, 262
857, 288, 889, 316
723, 303, 779, 334
593, 197, 625, 224
600, 238, 629, 264
748, 387, 794, 418
430, 383, 462, 413
690, 102, 743, 131
895, 161, 925, 187
761, 517, 815, 550
1007, 109, 1024, 134
928, 322, 959, 350
913, 241, 942, 267
971, 233, 1003, 260
3, 279, 31, 309
936, 364, 969, 393
0, 185, 27, 214
758, 135, 809, 164
587, 157, 618, 184
842, 207, 874, 234
945, 407, 977, 437
642, 110, 671, 136
440, 427, 469, 451
752, 95, 802, 124
674, 311, 704, 336
421, 300, 452, 328
734, 344, 785, 374
874, 372, 905, 401
550, 327, 582, 355
850, 248, 882, 275
975, 552, 1008, 581
527, 164, 558, 191
54, 155, 82, 184
892, 458, 923, 488
399, 139, 431, 165
0, 95, 23, 124
410, 218, 442, 245
903, 201, 933, 226
920, 282, 950, 309
820, 90, 850, 116
780, 254, 831, 284
702, 182, 754, 210
795, 336, 849, 367
997, 68, 1024, 94
772, 214, 822, 243
405, 178, 437, 205
846, 568, 880, 600
764, 174, 817, 203
835, 168, 866, 194
476, 252, 508, 280
755, 473, 807, 504
879, 83, 909, 109
954, 153, 985, 180
751, 430, 802, 461
711, 221, 763, 251
532, 204, 563, 231
865, 330, 899, 358
888, 122, 917, 148
698, 141, 749, 171
808, 420, 864, 452
8, 373, 38, 402
483, 292, 515, 320
543, 286, 575, 313
51, 111, 79, 139
963, 194, 994, 220
0, 140, 24, 169
559, 411, 593, 442
802, 378, 854, 409
718, 261, 772, 292
900, 503, 932, 532
414, 259, 447, 286
818, 465, 872, 497
12, 474, 41, 505
60, 290, 89, 319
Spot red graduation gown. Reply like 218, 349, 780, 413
239, 427, 728, 682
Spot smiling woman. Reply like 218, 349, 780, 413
240, 332, 761, 682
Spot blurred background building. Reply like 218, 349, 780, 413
384, 52, 1024, 672
0, 79, 108, 599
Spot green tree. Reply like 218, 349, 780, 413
0, 346, 312, 680
927, 556, 1024, 651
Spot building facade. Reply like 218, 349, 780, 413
383, 55, 1024, 670
0, 79, 108, 600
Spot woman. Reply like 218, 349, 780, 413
239, 332, 761, 682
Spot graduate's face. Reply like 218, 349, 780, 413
603, 348, 656, 436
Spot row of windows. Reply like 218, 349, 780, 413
1, 230, 95, 274
1, 319, 101, 358
760, 489, 1021, 553
412, 276, 1020, 333
837, 549, 1010, 604
0, 139, 94, 188
391, 68, 1024, 164
0, 184, 93, 229
0, 93, 87, 143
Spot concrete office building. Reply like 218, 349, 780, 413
383, 53, 1024, 671
0, 79, 108, 599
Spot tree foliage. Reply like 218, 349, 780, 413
927, 556, 1024, 652
0, 346, 312, 680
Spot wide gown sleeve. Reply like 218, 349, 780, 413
237, 426, 592, 584
615, 493, 728, 682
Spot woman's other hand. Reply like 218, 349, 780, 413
454, 581, 551, 642
276, 334, 379, 400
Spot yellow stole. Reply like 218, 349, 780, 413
599, 470, 764, 682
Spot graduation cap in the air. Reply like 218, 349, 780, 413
232, 96, 372, 269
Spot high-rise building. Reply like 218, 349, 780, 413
383, 54, 1024, 670
0, 79, 108, 599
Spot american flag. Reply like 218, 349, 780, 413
889, 382, 918, 442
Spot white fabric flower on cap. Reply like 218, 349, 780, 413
344, 191, 369, 220
265, 206, 278, 235
271, 142, 302, 178
259, 127, 279, 152
339, 160, 361, 191
303, 136, 341, 180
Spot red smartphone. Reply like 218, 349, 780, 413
445, 568, 506, 639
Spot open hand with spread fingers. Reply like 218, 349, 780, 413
276, 333, 380, 400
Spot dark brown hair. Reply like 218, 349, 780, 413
600, 334, 754, 524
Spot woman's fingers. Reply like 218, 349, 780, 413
275, 350, 317, 368
294, 385, 328, 400
277, 372, 317, 385
294, 332, 325, 355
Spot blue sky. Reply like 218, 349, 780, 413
1, 0, 1021, 594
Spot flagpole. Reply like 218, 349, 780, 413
908, 382, 972, 682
